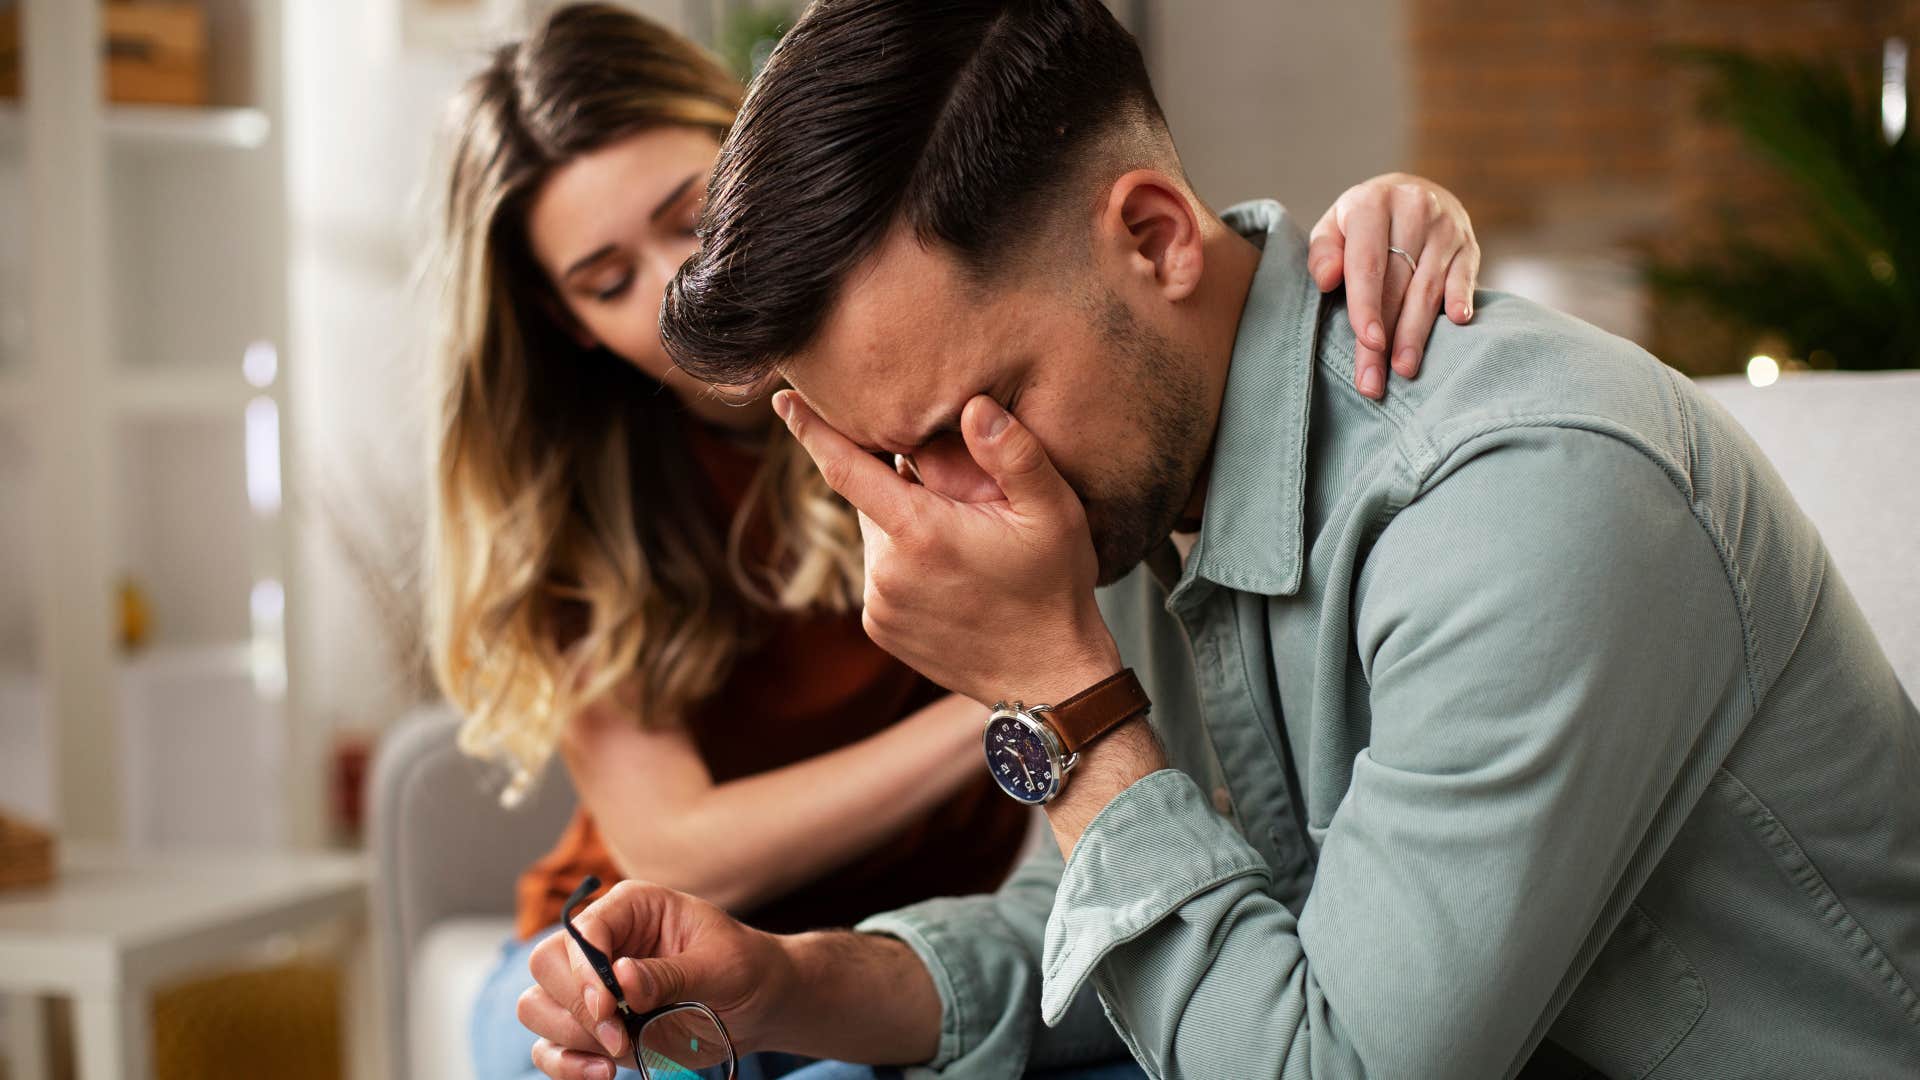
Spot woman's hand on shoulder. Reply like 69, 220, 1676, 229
1307, 173, 1480, 400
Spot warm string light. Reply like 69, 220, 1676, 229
1886, 38, 1910, 145
245, 396, 282, 514
242, 340, 278, 388
242, 340, 286, 699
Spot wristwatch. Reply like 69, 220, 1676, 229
983, 669, 1151, 805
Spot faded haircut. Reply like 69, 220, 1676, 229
660, 0, 1170, 386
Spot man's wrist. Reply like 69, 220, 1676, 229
1045, 712, 1164, 856
1016, 635, 1124, 706
763, 930, 941, 1065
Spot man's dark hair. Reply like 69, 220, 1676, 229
661, 0, 1166, 385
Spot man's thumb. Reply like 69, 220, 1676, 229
961, 395, 1070, 512
617, 955, 687, 1011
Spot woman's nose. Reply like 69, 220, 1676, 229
900, 432, 1003, 504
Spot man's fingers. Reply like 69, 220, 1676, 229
1389, 244, 1448, 379
1445, 245, 1479, 324
1337, 193, 1391, 354
546, 881, 686, 1058
615, 955, 689, 1013
774, 390, 915, 534
554, 937, 626, 1059
516, 986, 605, 1057
531, 1038, 618, 1080
527, 931, 608, 1056
1306, 203, 1346, 292
959, 396, 1075, 517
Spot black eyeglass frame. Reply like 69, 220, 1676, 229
561, 875, 738, 1080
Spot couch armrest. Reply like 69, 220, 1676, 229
371, 705, 576, 1080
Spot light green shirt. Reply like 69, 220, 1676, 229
859, 201, 1920, 1078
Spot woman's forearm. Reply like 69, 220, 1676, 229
592, 693, 991, 914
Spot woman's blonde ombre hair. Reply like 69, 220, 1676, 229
428, 3, 861, 805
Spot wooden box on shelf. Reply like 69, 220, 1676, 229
0, 809, 55, 891
0, 2, 209, 106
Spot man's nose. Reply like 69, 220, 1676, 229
901, 432, 1003, 504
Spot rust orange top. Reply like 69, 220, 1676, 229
514, 420, 1029, 939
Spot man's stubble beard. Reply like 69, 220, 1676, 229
1079, 294, 1212, 586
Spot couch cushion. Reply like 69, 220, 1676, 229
410, 916, 517, 1080
1701, 371, 1918, 691
373, 708, 577, 1080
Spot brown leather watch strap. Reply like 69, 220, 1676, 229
1045, 669, 1152, 755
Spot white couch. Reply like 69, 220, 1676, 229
370, 370, 1920, 1080
371, 708, 576, 1080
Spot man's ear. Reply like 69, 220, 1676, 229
1098, 170, 1205, 303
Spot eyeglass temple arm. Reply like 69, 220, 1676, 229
562, 875, 632, 1017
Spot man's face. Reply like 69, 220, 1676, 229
785, 226, 1212, 584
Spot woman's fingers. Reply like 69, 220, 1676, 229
1306, 202, 1347, 292
1318, 174, 1482, 396
1340, 188, 1397, 399
1339, 193, 1393, 357
1445, 241, 1480, 324
1359, 244, 1414, 398
1388, 241, 1450, 378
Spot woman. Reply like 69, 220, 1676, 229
427, 5, 1481, 1079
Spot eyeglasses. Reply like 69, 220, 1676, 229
562, 875, 738, 1080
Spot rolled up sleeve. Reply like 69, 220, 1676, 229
1040, 769, 1270, 1023
1029, 428, 1747, 1079
857, 833, 1130, 1078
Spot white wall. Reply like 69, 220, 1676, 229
1148, 0, 1408, 223
284, 0, 471, 778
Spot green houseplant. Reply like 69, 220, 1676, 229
1649, 48, 1919, 371
718, 5, 794, 80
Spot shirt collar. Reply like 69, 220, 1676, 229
1166, 199, 1321, 611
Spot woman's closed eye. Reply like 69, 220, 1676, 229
568, 262, 634, 302
592, 272, 634, 302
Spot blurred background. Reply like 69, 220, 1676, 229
0, 1, 1911, 1078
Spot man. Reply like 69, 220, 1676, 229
516, 1, 1920, 1077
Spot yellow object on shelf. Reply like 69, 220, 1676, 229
0, 809, 55, 891
153, 962, 343, 1080
119, 575, 152, 651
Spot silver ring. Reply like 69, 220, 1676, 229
1388, 246, 1418, 274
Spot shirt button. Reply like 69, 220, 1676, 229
1211, 786, 1234, 815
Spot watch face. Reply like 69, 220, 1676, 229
984, 711, 1059, 805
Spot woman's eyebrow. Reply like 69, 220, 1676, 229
562, 244, 618, 280
560, 173, 704, 281
649, 172, 702, 222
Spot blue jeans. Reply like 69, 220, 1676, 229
472, 928, 1146, 1080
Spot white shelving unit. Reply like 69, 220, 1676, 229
1, 0, 298, 850
0, 101, 271, 149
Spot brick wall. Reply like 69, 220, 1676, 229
1411, 0, 1919, 373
